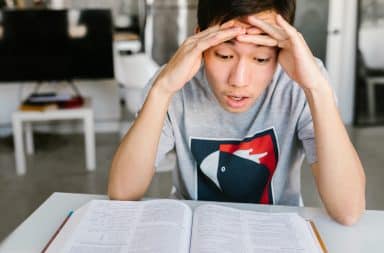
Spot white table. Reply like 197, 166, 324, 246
1, 192, 384, 253
12, 102, 96, 175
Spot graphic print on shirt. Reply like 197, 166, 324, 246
191, 128, 279, 204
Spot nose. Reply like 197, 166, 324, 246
228, 59, 251, 88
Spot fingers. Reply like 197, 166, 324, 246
246, 27, 264, 35
246, 15, 288, 41
191, 20, 236, 41
244, 14, 306, 49
197, 26, 246, 51
190, 24, 221, 41
188, 16, 298, 53
274, 15, 309, 49
236, 34, 278, 47
220, 20, 237, 29
276, 14, 298, 39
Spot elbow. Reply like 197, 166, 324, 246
107, 186, 123, 200
331, 166, 366, 226
107, 182, 145, 201
108, 187, 144, 201
107, 164, 153, 201
331, 197, 366, 226
333, 211, 363, 226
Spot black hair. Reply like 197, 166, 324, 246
197, 0, 296, 30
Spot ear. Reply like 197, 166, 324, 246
194, 26, 201, 34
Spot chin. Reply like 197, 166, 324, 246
222, 104, 252, 113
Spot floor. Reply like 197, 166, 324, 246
0, 125, 384, 242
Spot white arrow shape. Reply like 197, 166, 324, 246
233, 149, 268, 164
200, 150, 221, 190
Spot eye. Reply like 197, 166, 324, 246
254, 58, 271, 64
215, 52, 234, 60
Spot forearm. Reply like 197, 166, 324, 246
108, 82, 173, 200
305, 79, 366, 225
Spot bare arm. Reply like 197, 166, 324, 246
241, 14, 366, 225
108, 84, 172, 200
306, 83, 365, 226
108, 22, 247, 200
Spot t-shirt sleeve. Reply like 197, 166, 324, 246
297, 59, 336, 165
154, 113, 175, 167
297, 102, 317, 165
138, 65, 175, 167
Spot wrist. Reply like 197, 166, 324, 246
303, 78, 338, 117
303, 77, 334, 101
149, 79, 175, 105
152, 76, 177, 98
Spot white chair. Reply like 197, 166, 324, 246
115, 52, 159, 118
114, 52, 177, 174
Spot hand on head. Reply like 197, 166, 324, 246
233, 14, 325, 90
154, 20, 247, 96
155, 12, 325, 98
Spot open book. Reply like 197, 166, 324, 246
45, 199, 327, 253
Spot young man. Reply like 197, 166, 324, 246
108, 0, 366, 225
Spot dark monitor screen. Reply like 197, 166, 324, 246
0, 9, 114, 82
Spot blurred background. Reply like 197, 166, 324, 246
0, 0, 383, 243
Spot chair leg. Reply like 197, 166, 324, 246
25, 122, 35, 155
367, 79, 376, 120
12, 116, 26, 175
84, 111, 96, 171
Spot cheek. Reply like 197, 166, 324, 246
204, 54, 230, 88
249, 64, 277, 94
257, 62, 277, 84
262, 66, 276, 82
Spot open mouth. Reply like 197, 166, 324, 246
230, 96, 245, 101
225, 95, 250, 109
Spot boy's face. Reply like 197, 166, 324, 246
203, 11, 278, 113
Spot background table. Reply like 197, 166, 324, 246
12, 101, 95, 175
1, 192, 384, 253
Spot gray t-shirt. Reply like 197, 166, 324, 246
144, 62, 328, 206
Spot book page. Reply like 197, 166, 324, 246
48, 199, 192, 253
190, 204, 323, 253
190, 204, 246, 253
